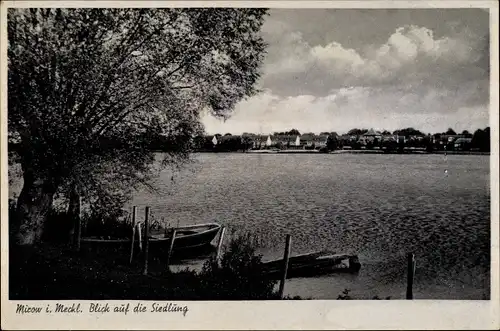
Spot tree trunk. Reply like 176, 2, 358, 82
14, 171, 57, 246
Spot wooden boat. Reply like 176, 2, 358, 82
80, 223, 222, 255
149, 223, 221, 251
261, 251, 361, 279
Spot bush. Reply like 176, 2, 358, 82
82, 209, 131, 239
197, 233, 278, 299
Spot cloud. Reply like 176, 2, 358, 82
202, 10, 490, 135
201, 84, 489, 135
262, 24, 488, 97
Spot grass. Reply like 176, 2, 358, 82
9, 204, 389, 300
9, 232, 280, 300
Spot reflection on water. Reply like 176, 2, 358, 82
130, 153, 490, 299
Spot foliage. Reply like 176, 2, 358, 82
461, 130, 472, 137
393, 127, 425, 137
471, 127, 490, 152
82, 209, 132, 239
326, 135, 339, 151
8, 8, 268, 244
274, 129, 301, 136
347, 128, 368, 136
216, 135, 245, 152
445, 128, 457, 135
198, 233, 277, 299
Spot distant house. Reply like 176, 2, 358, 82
251, 135, 268, 149
315, 134, 329, 148
363, 128, 382, 142
272, 134, 301, 149
298, 133, 328, 149
454, 137, 472, 150
211, 136, 218, 146
382, 135, 397, 142
266, 135, 273, 147
436, 134, 465, 145
300, 133, 316, 148
295, 135, 301, 146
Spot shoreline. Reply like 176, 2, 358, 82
189, 150, 490, 155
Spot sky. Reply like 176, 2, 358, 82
201, 8, 490, 135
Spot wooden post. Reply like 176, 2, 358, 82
137, 222, 143, 252
215, 227, 226, 264
142, 207, 150, 275
129, 206, 137, 264
278, 234, 292, 299
165, 229, 177, 272
406, 253, 415, 300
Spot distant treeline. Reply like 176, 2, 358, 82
193, 127, 491, 153
8, 127, 491, 155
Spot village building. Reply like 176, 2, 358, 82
299, 133, 316, 148
315, 134, 329, 148
362, 128, 382, 142
272, 134, 302, 149
454, 137, 473, 150
266, 135, 272, 147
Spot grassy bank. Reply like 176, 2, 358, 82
9, 240, 389, 300
8, 204, 387, 300
9, 234, 282, 300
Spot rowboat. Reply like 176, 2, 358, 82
261, 251, 361, 279
80, 223, 222, 257
149, 223, 221, 251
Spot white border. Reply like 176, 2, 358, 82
1, 1, 499, 330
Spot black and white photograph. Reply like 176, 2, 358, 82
1, 0, 499, 329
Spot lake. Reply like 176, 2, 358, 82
129, 153, 491, 300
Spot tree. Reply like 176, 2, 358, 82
393, 128, 424, 137
241, 136, 253, 150
224, 133, 232, 136
8, 8, 268, 246
445, 128, 457, 135
461, 130, 473, 138
471, 127, 490, 152
326, 135, 339, 151
381, 130, 391, 135
286, 129, 300, 136
347, 128, 367, 136
217, 135, 242, 151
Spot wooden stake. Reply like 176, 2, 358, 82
137, 222, 142, 252
129, 206, 137, 264
406, 253, 415, 300
278, 234, 292, 299
142, 206, 150, 275
165, 229, 177, 272
215, 227, 226, 264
